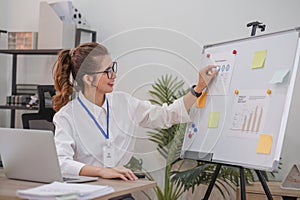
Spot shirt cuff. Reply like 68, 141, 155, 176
178, 97, 192, 123
61, 159, 86, 176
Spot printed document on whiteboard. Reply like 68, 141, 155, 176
207, 51, 236, 95
230, 90, 270, 135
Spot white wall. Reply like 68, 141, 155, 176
1, 0, 300, 197
74, 0, 300, 44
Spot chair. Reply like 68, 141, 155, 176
22, 85, 56, 132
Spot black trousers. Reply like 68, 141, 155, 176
109, 193, 135, 200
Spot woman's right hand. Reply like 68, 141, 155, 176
79, 165, 137, 180
195, 65, 218, 92
98, 166, 138, 181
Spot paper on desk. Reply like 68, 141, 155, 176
17, 181, 114, 200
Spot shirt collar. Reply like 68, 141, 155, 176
78, 91, 108, 118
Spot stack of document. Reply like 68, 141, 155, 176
17, 181, 114, 200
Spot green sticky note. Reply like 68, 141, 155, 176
208, 112, 220, 128
269, 69, 290, 84
251, 50, 267, 69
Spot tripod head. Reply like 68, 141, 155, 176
247, 21, 266, 36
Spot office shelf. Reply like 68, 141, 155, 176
0, 105, 38, 110
0, 49, 61, 55
0, 49, 61, 127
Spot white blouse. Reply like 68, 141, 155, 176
53, 91, 191, 176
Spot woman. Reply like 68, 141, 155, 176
52, 42, 217, 181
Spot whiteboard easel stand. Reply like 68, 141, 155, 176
202, 162, 273, 200
203, 23, 275, 200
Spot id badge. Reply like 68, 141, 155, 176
103, 141, 115, 168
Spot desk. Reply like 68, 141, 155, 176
236, 182, 300, 200
0, 169, 156, 200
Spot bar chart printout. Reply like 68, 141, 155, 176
230, 91, 269, 134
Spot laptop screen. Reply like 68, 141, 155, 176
0, 128, 63, 183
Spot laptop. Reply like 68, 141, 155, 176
0, 128, 98, 183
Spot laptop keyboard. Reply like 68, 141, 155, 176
63, 177, 79, 181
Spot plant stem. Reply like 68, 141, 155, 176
164, 164, 171, 200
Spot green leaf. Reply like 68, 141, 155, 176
166, 124, 186, 165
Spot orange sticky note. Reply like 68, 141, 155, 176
256, 134, 273, 154
196, 92, 207, 108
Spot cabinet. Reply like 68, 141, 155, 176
0, 49, 61, 128
236, 182, 300, 200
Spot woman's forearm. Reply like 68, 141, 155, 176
79, 165, 102, 177
183, 86, 203, 110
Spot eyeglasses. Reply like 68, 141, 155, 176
86, 62, 117, 79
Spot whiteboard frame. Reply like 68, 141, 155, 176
181, 28, 300, 171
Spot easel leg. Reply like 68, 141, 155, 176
202, 164, 222, 200
239, 167, 246, 200
255, 170, 273, 200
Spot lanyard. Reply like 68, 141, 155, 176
77, 97, 109, 139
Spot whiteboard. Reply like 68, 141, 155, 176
181, 28, 300, 171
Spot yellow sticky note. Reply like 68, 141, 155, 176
208, 112, 220, 128
256, 134, 272, 154
251, 50, 267, 69
196, 92, 207, 108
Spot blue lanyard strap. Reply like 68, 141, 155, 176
77, 97, 109, 139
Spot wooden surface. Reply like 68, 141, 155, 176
236, 182, 300, 200
0, 169, 156, 200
